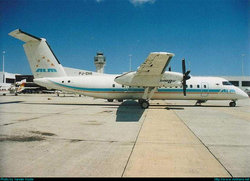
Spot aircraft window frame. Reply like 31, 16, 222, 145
222, 81, 233, 86
229, 81, 239, 86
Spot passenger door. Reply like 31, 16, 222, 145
201, 82, 209, 97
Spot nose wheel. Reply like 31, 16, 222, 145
229, 101, 236, 107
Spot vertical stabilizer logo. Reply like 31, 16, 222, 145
35, 56, 57, 73
36, 68, 57, 72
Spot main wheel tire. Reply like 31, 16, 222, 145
140, 100, 149, 109
229, 102, 236, 107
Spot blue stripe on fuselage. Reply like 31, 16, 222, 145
50, 81, 221, 93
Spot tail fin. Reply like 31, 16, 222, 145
9, 29, 67, 78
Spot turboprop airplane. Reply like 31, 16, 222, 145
9, 29, 248, 108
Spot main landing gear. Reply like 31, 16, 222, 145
138, 87, 157, 109
139, 99, 149, 109
195, 100, 207, 106
229, 101, 236, 107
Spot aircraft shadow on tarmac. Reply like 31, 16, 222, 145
22, 101, 230, 123
115, 101, 145, 122
23, 100, 145, 122
150, 104, 230, 109
0, 101, 24, 105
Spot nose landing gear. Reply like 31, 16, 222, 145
229, 101, 236, 107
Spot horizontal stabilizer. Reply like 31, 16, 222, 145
9, 29, 41, 42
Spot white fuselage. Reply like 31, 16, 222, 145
34, 71, 248, 101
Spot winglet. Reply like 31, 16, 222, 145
9, 29, 41, 42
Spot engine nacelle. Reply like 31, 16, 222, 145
115, 71, 184, 87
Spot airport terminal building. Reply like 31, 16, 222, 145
0, 71, 18, 84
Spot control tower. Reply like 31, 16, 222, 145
94, 52, 106, 73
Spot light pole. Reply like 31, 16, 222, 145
241, 54, 245, 76
129, 54, 132, 71
2, 51, 5, 83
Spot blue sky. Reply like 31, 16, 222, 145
0, 0, 249, 76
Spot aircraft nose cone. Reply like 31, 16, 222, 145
238, 89, 249, 99
242, 91, 249, 99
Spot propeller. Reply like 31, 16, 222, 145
182, 58, 191, 96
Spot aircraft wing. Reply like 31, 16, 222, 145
115, 52, 174, 87
136, 52, 174, 76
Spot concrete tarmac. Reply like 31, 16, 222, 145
0, 94, 249, 177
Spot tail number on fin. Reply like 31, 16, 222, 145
36, 68, 57, 72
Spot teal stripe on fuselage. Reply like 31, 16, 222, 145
51, 81, 221, 93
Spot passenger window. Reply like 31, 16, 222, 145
62, 81, 64, 83
112, 84, 115, 87
190, 85, 193, 88
68, 80, 70, 83
204, 85, 206, 88
197, 85, 200, 88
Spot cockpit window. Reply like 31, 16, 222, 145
222, 81, 233, 86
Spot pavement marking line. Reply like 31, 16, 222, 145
123, 102, 231, 177
121, 109, 148, 177
174, 109, 233, 177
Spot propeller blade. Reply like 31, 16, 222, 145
182, 59, 186, 74
181, 58, 191, 96
183, 80, 187, 96
184, 70, 191, 80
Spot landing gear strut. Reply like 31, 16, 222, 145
139, 99, 149, 109
229, 101, 236, 107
